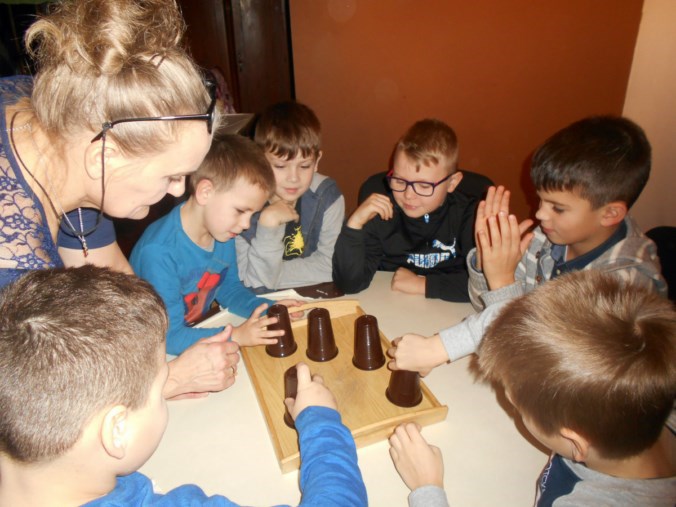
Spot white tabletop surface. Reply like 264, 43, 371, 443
140, 271, 548, 506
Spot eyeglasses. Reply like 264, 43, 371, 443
386, 170, 452, 197
90, 84, 217, 143
88, 83, 217, 225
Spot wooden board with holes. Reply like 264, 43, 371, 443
241, 299, 448, 473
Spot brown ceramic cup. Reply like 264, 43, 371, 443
265, 304, 297, 358
306, 307, 338, 362
385, 369, 423, 407
352, 314, 386, 370
283, 365, 298, 428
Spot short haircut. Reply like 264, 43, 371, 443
188, 132, 276, 197
530, 116, 651, 209
254, 101, 321, 160
0, 266, 168, 463
478, 271, 675, 460
395, 119, 459, 174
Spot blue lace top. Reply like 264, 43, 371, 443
1, 75, 63, 288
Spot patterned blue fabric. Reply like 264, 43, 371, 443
1, 75, 63, 289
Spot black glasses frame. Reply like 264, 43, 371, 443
90, 87, 217, 143
386, 170, 453, 197
86, 82, 217, 233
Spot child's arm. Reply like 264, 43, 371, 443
389, 298, 513, 375
286, 363, 368, 506
214, 241, 276, 318
333, 193, 392, 294
237, 195, 345, 290
389, 423, 448, 507
387, 334, 450, 376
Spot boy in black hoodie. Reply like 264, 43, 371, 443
332, 119, 476, 302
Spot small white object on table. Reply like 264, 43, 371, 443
140, 271, 547, 506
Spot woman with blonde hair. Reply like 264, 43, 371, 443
0, 0, 238, 399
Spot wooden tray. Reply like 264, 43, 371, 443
242, 299, 448, 473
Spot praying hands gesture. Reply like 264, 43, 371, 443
474, 186, 533, 291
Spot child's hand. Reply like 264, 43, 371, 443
346, 193, 393, 230
259, 197, 299, 227
391, 267, 426, 295
285, 362, 338, 420
164, 326, 240, 399
474, 185, 510, 271
387, 333, 449, 377
275, 298, 305, 319
478, 211, 534, 291
230, 303, 285, 347
389, 423, 444, 492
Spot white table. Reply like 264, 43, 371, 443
140, 271, 547, 506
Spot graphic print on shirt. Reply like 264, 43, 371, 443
183, 270, 223, 324
406, 238, 457, 269
283, 224, 305, 258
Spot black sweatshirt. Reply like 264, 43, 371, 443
332, 191, 476, 302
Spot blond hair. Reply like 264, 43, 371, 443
25, 0, 215, 156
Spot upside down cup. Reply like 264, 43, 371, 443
352, 314, 386, 370
386, 369, 423, 407
265, 304, 297, 358
283, 365, 298, 428
306, 307, 338, 362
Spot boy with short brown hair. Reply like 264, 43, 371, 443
131, 133, 299, 356
332, 118, 476, 302
390, 271, 675, 506
0, 266, 367, 506
236, 101, 345, 292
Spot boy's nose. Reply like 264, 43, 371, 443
403, 184, 417, 200
167, 177, 186, 197
241, 215, 252, 231
287, 168, 300, 182
535, 204, 547, 221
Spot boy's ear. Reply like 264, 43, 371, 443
194, 178, 214, 206
85, 139, 121, 180
560, 427, 591, 462
313, 151, 323, 171
599, 201, 627, 227
446, 171, 463, 194
101, 405, 129, 460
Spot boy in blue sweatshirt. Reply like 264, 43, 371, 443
0, 266, 367, 506
131, 134, 300, 355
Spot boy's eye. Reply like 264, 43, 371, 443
300, 164, 312, 170
168, 175, 184, 183
552, 206, 565, 214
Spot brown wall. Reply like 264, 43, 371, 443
289, 0, 643, 219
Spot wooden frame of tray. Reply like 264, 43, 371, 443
241, 299, 448, 473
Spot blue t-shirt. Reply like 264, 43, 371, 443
130, 204, 273, 355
